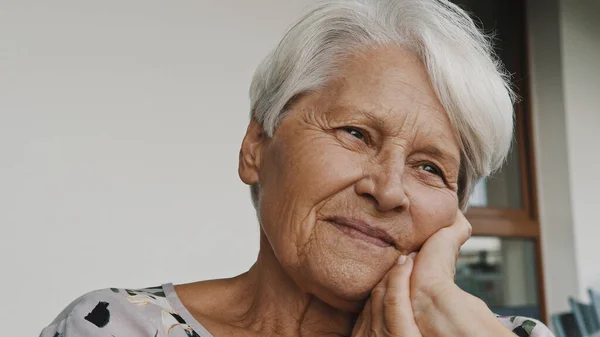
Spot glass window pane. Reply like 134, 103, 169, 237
468, 143, 523, 209
456, 237, 540, 319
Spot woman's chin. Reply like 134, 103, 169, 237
301, 259, 392, 312
314, 281, 377, 313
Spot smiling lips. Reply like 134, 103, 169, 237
326, 216, 395, 248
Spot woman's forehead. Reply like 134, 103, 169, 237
324, 48, 449, 123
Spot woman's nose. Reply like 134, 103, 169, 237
354, 156, 410, 213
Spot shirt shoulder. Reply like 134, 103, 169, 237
39, 285, 201, 337
497, 315, 555, 337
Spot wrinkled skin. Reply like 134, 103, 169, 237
175, 46, 512, 337
241, 45, 461, 312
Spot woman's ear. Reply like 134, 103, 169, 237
238, 118, 266, 185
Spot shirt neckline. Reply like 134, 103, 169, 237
162, 283, 216, 337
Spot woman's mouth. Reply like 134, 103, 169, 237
326, 217, 394, 248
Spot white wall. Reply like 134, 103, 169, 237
528, 0, 600, 317
0, 0, 317, 334
560, 0, 600, 297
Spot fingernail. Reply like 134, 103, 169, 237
408, 252, 417, 260
397, 255, 408, 264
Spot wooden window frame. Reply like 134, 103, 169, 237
463, 0, 547, 321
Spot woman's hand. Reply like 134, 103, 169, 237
352, 211, 515, 337
351, 211, 471, 337
351, 254, 422, 337
409, 210, 515, 337
410, 210, 472, 312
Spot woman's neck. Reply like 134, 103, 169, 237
178, 235, 357, 337
242, 239, 357, 336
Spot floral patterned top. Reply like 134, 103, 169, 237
39, 284, 555, 337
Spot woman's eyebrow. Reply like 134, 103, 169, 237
418, 145, 460, 169
326, 104, 389, 129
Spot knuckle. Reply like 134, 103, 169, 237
371, 286, 386, 299
383, 296, 400, 308
463, 219, 473, 236
368, 326, 379, 335
390, 264, 410, 277
382, 292, 402, 307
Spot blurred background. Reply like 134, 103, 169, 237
1, 0, 599, 335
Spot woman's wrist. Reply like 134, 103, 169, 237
412, 282, 515, 337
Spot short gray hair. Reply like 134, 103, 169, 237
248, 0, 515, 210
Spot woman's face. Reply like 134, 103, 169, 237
239, 46, 461, 312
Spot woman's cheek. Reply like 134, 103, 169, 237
406, 180, 458, 238
294, 145, 365, 195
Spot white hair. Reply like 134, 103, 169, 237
248, 0, 515, 210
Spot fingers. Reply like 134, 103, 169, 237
446, 211, 472, 273
381, 254, 422, 336
420, 210, 472, 278
435, 210, 472, 251
369, 268, 388, 329
451, 210, 472, 249
364, 212, 471, 337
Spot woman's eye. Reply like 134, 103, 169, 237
421, 163, 443, 177
341, 127, 365, 140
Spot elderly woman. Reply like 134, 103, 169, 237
40, 0, 554, 336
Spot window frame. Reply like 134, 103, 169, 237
461, 0, 547, 321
